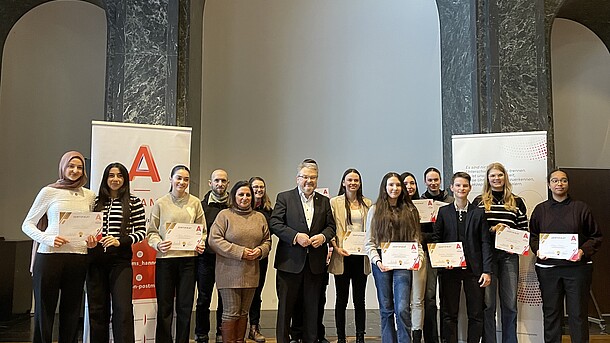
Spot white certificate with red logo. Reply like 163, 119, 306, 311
413, 200, 450, 223
58, 212, 103, 241
343, 231, 366, 255
165, 223, 205, 251
427, 242, 467, 268
380, 242, 421, 270
495, 226, 530, 255
538, 233, 579, 260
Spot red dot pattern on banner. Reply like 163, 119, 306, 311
502, 138, 548, 161
517, 269, 542, 305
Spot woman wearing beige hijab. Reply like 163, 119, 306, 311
22, 151, 97, 343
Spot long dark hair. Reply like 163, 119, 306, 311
249, 176, 272, 211
229, 180, 255, 210
400, 171, 420, 200
371, 172, 420, 245
95, 162, 131, 236
337, 168, 369, 225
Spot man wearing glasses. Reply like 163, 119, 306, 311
270, 159, 336, 343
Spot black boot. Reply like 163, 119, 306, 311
412, 330, 422, 343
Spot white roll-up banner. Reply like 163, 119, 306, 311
452, 131, 547, 343
89, 121, 192, 342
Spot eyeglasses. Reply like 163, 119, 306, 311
252, 185, 265, 189
298, 175, 318, 181
550, 178, 568, 184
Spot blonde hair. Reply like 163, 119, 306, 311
481, 162, 517, 211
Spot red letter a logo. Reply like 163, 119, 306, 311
129, 145, 161, 182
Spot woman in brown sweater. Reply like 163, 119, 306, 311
209, 180, 272, 343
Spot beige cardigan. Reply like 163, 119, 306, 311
328, 195, 373, 275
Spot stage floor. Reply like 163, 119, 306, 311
0, 310, 607, 342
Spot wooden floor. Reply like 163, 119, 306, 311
0, 310, 608, 342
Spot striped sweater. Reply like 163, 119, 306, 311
473, 191, 528, 250
97, 195, 146, 243
92, 195, 146, 259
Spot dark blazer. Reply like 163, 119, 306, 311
270, 187, 336, 274
431, 203, 492, 276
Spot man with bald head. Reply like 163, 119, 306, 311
195, 169, 230, 343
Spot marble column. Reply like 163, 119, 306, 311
435, 0, 565, 177
104, 0, 179, 125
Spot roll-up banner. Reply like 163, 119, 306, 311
89, 121, 192, 342
452, 131, 547, 343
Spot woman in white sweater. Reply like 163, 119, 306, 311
22, 151, 97, 343
146, 165, 206, 343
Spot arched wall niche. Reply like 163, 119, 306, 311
549, 0, 610, 314
200, 0, 443, 310
0, 0, 107, 240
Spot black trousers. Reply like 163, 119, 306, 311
536, 264, 592, 343
333, 255, 367, 338
248, 257, 269, 325
155, 257, 196, 343
439, 268, 485, 343
32, 253, 88, 343
291, 271, 329, 341
276, 258, 325, 343
86, 251, 134, 343
196, 253, 223, 337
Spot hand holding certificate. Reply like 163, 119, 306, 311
342, 231, 366, 255
380, 242, 421, 270
427, 242, 467, 268
58, 212, 102, 242
538, 233, 579, 260
495, 226, 530, 255
165, 223, 205, 251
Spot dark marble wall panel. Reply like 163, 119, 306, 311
104, 0, 126, 122
176, 0, 190, 127
435, 0, 478, 181
123, 54, 168, 123
125, 0, 168, 54
104, 0, 178, 125
495, 0, 549, 136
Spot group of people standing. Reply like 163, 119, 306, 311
22, 152, 602, 343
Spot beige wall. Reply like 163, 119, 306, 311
551, 18, 610, 169
200, 0, 442, 310
0, 0, 106, 241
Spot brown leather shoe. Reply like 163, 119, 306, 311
248, 324, 266, 342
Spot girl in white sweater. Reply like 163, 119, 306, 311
22, 151, 97, 343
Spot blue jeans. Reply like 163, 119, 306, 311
372, 263, 412, 343
483, 251, 518, 343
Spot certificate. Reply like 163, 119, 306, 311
342, 231, 366, 255
413, 200, 450, 223
58, 212, 102, 242
165, 223, 205, 251
413, 199, 435, 223
380, 242, 421, 270
427, 242, 467, 268
495, 226, 530, 255
538, 233, 579, 260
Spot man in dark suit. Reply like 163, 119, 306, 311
270, 159, 336, 343
431, 172, 492, 343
